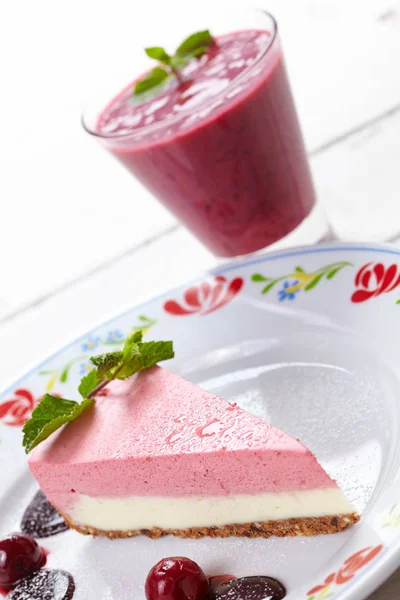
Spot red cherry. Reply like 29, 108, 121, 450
145, 557, 209, 600
0, 533, 45, 587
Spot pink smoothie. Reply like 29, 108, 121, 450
97, 30, 316, 257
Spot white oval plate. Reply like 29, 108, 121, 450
1, 243, 400, 600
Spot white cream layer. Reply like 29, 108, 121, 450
66, 488, 355, 531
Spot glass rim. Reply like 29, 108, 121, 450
82, 9, 278, 141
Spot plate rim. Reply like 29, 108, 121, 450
3, 240, 400, 400
2, 240, 400, 600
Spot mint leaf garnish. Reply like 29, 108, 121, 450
83, 332, 174, 382
23, 331, 174, 453
134, 29, 213, 95
90, 351, 123, 379
111, 332, 174, 380
139, 340, 175, 369
175, 30, 212, 58
22, 395, 94, 454
145, 47, 171, 65
78, 369, 100, 398
134, 67, 169, 95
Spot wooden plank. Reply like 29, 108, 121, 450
276, 0, 400, 150
1, 0, 400, 316
313, 108, 400, 241
0, 227, 214, 391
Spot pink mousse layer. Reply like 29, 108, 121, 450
29, 367, 337, 498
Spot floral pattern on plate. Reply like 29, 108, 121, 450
38, 316, 157, 392
251, 261, 352, 301
351, 262, 400, 303
382, 505, 400, 531
164, 276, 244, 316
0, 388, 39, 427
307, 545, 383, 599
2, 245, 400, 600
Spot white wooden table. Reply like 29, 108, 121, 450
1, 0, 400, 596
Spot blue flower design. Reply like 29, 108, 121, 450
81, 335, 101, 352
79, 361, 94, 376
278, 280, 300, 302
105, 329, 124, 343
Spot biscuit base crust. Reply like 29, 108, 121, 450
61, 512, 360, 540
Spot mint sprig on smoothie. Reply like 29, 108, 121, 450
90, 25, 318, 258
134, 30, 213, 95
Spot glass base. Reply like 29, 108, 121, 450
266, 201, 333, 253
216, 201, 332, 266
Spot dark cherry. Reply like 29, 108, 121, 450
145, 557, 209, 600
7, 569, 75, 600
21, 490, 69, 538
207, 576, 286, 600
0, 533, 45, 587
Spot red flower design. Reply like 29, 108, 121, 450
307, 545, 383, 596
164, 276, 244, 316
0, 389, 38, 427
335, 545, 383, 584
307, 573, 335, 595
351, 262, 400, 303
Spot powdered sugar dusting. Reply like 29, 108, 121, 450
7, 570, 75, 600
21, 490, 69, 538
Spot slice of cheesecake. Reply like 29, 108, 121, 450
28, 366, 359, 539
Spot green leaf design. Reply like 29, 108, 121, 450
326, 267, 343, 280
262, 280, 279, 294
134, 67, 169, 95
326, 263, 351, 279
78, 370, 99, 399
145, 46, 171, 65
251, 273, 268, 282
396, 299, 400, 304
60, 361, 75, 383
60, 368, 69, 384
22, 395, 94, 454
304, 273, 324, 291
253, 261, 353, 296
175, 30, 212, 58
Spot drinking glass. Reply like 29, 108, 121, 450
83, 5, 330, 257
